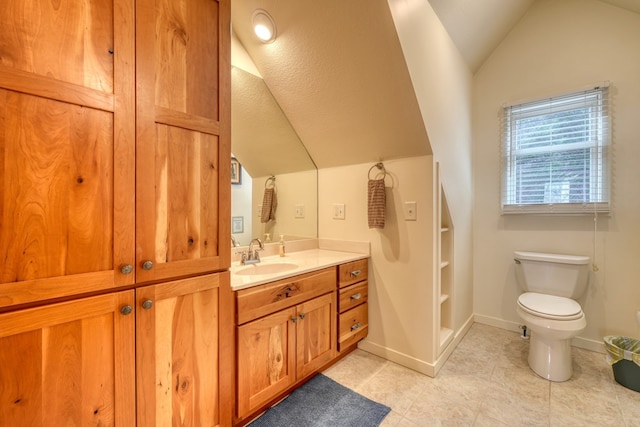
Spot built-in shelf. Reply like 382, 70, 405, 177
435, 162, 454, 357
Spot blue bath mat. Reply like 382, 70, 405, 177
249, 373, 391, 427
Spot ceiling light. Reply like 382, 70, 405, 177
252, 9, 276, 43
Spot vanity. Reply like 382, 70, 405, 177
231, 245, 369, 426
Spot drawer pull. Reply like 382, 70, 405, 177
350, 270, 362, 278
350, 293, 362, 300
351, 322, 362, 331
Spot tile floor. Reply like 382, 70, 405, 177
322, 323, 640, 426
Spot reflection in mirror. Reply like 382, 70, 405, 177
231, 66, 318, 246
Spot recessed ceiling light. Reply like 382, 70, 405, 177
252, 9, 276, 43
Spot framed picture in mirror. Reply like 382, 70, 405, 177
231, 157, 242, 184
232, 216, 244, 234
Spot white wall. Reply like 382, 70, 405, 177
387, 0, 474, 334
473, 0, 640, 348
319, 157, 437, 370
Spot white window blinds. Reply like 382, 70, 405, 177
501, 85, 610, 215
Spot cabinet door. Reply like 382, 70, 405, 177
135, 0, 231, 283
136, 272, 231, 427
0, 291, 135, 426
237, 307, 296, 418
296, 293, 337, 378
0, 0, 136, 308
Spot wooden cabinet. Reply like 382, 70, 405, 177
235, 269, 336, 422
0, 0, 230, 305
337, 259, 369, 351
0, 0, 136, 308
136, 273, 231, 427
135, 0, 230, 283
0, 291, 136, 425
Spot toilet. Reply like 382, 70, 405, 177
514, 251, 590, 382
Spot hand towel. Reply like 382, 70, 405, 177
368, 178, 386, 229
261, 187, 277, 223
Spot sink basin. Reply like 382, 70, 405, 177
236, 262, 298, 276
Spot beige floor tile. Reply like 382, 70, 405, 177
322, 348, 388, 391
379, 410, 403, 427
403, 396, 477, 426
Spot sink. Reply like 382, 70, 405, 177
235, 262, 298, 276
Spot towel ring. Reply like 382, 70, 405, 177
265, 176, 276, 189
368, 162, 387, 180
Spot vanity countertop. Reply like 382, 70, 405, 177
230, 248, 368, 291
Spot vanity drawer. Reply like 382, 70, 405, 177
236, 267, 336, 324
338, 302, 368, 351
338, 281, 368, 314
338, 259, 368, 288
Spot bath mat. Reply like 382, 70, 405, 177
249, 373, 391, 427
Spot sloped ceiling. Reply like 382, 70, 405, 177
231, 0, 431, 170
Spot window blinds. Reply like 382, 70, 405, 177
501, 85, 610, 214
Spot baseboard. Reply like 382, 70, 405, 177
473, 314, 606, 354
357, 340, 436, 377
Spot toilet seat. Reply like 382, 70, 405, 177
517, 292, 583, 321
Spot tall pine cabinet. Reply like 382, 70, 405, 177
0, 0, 232, 425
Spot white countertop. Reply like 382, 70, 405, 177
230, 248, 368, 291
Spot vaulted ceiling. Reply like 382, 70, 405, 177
231, 0, 640, 170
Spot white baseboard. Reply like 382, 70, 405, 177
433, 314, 475, 376
357, 340, 436, 377
473, 314, 606, 354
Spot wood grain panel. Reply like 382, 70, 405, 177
155, 0, 219, 120
0, 90, 113, 283
237, 307, 296, 418
338, 303, 369, 351
136, 273, 223, 427
0, 291, 135, 426
296, 293, 336, 378
338, 281, 368, 313
0, 0, 114, 93
136, 124, 220, 282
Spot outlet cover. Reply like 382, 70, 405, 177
404, 201, 417, 220
332, 203, 345, 220
295, 204, 305, 218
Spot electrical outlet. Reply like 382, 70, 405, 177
332, 203, 345, 220
404, 201, 417, 220
257, 206, 263, 217
295, 204, 305, 218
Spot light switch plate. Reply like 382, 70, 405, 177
404, 201, 417, 220
332, 203, 345, 220
295, 204, 305, 218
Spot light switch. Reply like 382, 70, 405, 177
404, 201, 417, 221
295, 204, 305, 218
332, 203, 345, 220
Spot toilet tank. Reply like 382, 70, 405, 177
514, 251, 590, 298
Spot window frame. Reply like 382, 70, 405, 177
501, 85, 610, 215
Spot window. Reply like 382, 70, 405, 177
501, 85, 610, 214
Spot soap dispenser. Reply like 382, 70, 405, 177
279, 234, 285, 257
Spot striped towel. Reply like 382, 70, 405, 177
368, 179, 386, 229
261, 187, 277, 223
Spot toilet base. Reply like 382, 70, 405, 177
528, 332, 573, 382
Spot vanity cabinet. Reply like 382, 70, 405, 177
337, 259, 369, 351
235, 268, 336, 422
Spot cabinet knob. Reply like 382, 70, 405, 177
142, 260, 154, 270
351, 322, 362, 331
350, 270, 361, 277
299, 313, 306, 320
120, 305, 133, 316
141, 300, 153, 310
291, 316, 298, 323
120, 264, 133, 275
350, 293, 362, 300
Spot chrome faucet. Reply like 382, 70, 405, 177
241, 238, 264, 265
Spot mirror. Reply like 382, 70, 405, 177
231, 65, 318, 246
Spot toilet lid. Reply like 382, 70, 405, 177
518, 292, 583, 320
